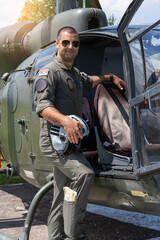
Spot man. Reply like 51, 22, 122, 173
148, 69, 160, 86
34, 26, 125, 240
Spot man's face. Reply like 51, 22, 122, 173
56, 31, 79, 63
155, 69, 160, 79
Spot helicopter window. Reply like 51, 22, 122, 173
32, 44, 56, 110
34, 44, 56, 77
136, 94, 160, 167
15, 52, 39, 71
129, 24, 160, 97
130, 0, 159, 27
143, 25, 160, 87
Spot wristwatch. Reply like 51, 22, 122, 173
110, 73, 114, 82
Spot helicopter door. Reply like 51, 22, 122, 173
118, 0, 160, 176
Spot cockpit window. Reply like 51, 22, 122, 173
127, 0, 160, 39
129, 23, 160, 96
34, 44, 57, 77
136, 94, 160, 167
144, 26, 160, 87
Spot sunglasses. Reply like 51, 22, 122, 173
61, 40, 80, 48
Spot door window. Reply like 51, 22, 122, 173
118, 0, 160, 175
136, 94, 160, 167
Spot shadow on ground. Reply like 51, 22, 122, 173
0, 183, 160, 240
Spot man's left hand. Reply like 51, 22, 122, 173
113, 75, 125, 90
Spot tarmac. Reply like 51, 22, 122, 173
0, 183, 160, 240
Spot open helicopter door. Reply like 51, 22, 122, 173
118, 0, 160, 177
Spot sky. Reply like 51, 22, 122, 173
0, 0, 25, 28
0, 0, 159, 28
0, 0, 133, 28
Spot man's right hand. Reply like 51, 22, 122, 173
40, 107, 83, 144
63, 116, 83, 144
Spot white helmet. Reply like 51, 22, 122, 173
50, 115, 90, 154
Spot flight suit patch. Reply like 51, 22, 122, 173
39, 69, 49, 76
67, 78, 75, 91
35, 78, 48, 92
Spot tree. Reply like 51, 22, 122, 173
18, 0, 56, 24
108, 14, 116, 26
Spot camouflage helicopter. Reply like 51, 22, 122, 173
0, 0, 160, 239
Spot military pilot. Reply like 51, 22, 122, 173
34, 26, 125, 240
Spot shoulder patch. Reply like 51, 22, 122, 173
35, 78, 48, 92
38, 69, 49, 76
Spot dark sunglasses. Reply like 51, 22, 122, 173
61, 40, 80, 48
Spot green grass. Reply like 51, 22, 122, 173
0, 175, 26, 185
0, 160, 26, 185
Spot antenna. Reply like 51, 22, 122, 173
56, 0, 59, 14
83, 0, 86, 8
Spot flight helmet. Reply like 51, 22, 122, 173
50, 115, 90, 154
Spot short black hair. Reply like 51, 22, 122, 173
57, 26, 78, 40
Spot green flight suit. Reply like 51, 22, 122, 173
34, 56, 95, 240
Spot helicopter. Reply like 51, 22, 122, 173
0, 0, 160, 239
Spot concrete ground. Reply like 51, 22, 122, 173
0, 183, 160, 240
